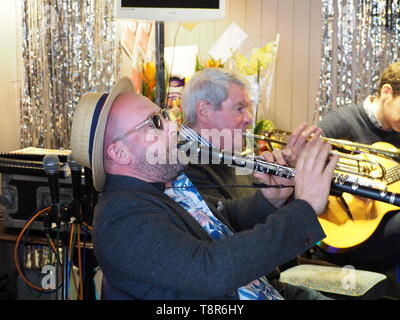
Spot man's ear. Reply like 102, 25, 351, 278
380, 84, 394, 100
106, 142, 133, 166
195, 100, 211, 124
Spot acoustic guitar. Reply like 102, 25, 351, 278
317, 142, 400, 253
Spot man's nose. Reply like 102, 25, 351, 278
242, 109, 254, 125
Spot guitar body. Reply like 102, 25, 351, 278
318, 142, 400, 253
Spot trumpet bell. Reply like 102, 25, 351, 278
243, 129, 389, 181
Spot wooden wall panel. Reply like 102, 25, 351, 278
292, 0, 311, 129
274, 0, 294, 130
260, 0, 278, 124
245, 0, 262, 49
230, 0, 246, 31
214, 0, 231, 42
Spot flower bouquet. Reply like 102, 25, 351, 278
229, 35, 280, 127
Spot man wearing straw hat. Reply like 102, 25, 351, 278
70, 77, 337, 300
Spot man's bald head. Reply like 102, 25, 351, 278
104, 93, 159, 146
102, 92, 186, 183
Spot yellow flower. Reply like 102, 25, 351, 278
206, 58, 223, 68
142, 62, 156, 99
144, 62, 156, 83
233, 40, 276, 75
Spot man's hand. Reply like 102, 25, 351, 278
253, 149, 295, 208
294, 132, 339, 215
284, 123, 322, 167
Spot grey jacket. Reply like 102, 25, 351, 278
93, 174, 325, 300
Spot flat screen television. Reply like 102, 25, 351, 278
115, 0, 226, 21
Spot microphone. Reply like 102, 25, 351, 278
67, 155, 82, 201
67, 155, 83, 220
42, 154, 61, 206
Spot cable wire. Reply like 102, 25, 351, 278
14, 207, 57, 292
77, 224, 83, 300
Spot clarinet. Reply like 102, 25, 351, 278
178, 141, 400, 207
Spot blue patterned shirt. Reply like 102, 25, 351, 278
165, 173, 283, 300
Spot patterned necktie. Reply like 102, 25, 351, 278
165, 173, 284, 300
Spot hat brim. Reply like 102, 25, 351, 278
90, 77, 135, 192
71, 77, 135, 192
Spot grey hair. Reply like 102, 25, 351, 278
182, 68, 249, 126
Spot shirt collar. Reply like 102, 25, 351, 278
363, 96, 392, 132
104, 174, 166, 193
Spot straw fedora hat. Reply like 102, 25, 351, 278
70, 77, 135, 192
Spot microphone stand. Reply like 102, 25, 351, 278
61, 210, 69, 300
68, 158, 97, 300
43, 155, 97, 300
43, 154, 68, 300
68, 155, 83, 223
83, 167, 95, 226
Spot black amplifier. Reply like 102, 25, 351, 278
0, 148, 94, 231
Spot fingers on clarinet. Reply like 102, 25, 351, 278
260, 151, 275, 163
272, 150, 287, 165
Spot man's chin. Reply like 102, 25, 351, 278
158, 163, 188, 182
136, 151, 188, 182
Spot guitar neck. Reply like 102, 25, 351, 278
386, 165, 400, 185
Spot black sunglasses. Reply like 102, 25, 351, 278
112, 109, 171, 143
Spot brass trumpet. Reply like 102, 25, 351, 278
323, 137, 400, 162
243, 129, 389, 181
179, 140, 400, 206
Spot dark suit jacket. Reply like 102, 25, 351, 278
93, 174, 325, 300
185, 164, 284, 287
185, 164, 256, 200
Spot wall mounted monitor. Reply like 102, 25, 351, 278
115, 0, 226, 21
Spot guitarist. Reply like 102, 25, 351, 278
317, 61, 400, 276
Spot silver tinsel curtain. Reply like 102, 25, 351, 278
21, 0, 120, 149
316, 0, 400, 122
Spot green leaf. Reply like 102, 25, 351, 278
254, 119, 275, 134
